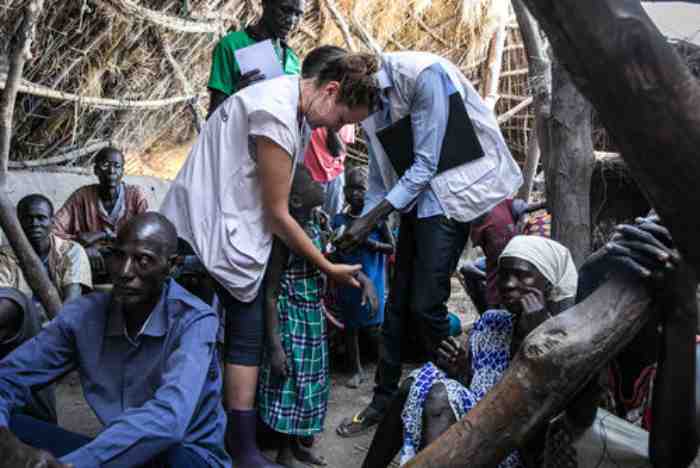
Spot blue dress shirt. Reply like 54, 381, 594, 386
365, 62, 455, 219
0, 279, 230, 468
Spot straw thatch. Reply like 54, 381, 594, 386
1, 0, 511, 172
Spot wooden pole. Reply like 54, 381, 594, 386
512, 0, 551, 201
544, 61, 595, 267
0, 0, 62, 319
482, 20, 508, 111
0, 74, 201, 109
8, 141, 109, 169
94, 0, 222, 34
517, 118, 541, 201
496, 97, 533, 124
157, 33, 205, 133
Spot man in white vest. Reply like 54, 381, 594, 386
335, 51, 522, 436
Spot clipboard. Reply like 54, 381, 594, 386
233, 39, 284, 79
376, 92, 484, 178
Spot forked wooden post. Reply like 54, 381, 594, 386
0, 0, 62, 319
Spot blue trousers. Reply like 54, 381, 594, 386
10, 414, 210, 468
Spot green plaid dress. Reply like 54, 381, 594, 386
258, 223, 329, 436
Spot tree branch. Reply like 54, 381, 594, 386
94, 0, 222, 34
520, 0, 700, 271
323, 0, 357, 51
0, 74, 202, 109
0, 0, 62, 319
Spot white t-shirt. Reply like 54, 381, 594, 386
161, 75, 303, 301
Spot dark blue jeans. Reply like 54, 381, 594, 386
10, 414, 210, 468
372, 212, 470, 411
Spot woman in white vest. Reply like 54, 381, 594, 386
336, 51, 523, 437
160, 49, 380, 468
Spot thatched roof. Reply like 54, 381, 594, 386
1, 0, 511, 174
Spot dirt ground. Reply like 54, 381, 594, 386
56, 274, 478, 468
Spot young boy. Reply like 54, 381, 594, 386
331, 167, 394, 388
259, 166, 378, 467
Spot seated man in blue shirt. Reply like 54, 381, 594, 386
0, 212, 231, 468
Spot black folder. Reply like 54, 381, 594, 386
375, 92, 484, 178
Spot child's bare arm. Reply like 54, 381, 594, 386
357, 272, 379, 319
264, 237, 290, 377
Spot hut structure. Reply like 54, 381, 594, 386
1, 0, 697, 211
1, 0, 526, 178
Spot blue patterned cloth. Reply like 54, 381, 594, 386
399, 309, 523, 467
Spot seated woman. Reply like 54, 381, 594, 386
362, 235, 578, 468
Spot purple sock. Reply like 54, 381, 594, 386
226, 409, 283, 468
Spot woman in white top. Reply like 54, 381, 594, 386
160, 50, 380, 468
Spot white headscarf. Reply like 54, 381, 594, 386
499, 235, 578, 302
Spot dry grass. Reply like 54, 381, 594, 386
1, 0, 508, 170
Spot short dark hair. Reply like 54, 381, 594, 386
17, 194, 53, 216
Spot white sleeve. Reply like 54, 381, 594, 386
248, 110, 296, 160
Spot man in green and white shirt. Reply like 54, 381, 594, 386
207, 0, 305, 116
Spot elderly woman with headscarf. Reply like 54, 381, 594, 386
361, 236, 578, 468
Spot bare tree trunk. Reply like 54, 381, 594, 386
512, 0, 551, 201
544, 61, 595, 267
520, 0, 700, 273
0, 0, 62, 319
405, 275, 652, 467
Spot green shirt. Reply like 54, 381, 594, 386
208, 30, 301, 96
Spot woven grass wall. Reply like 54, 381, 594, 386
1, 0, 509, 173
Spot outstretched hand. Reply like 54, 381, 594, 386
435, 337, 468, 380
0, 427, 72, 468
334, 216, 375, 252
325, 263, 362, 289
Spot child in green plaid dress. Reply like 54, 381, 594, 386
259, 166, 377, 467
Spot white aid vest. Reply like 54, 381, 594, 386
363, 51, 523, 223
160, 75, 303, 301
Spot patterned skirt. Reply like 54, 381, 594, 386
400, 309, 523, 467
257, 264, 329, 436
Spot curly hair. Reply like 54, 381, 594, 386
303, 45, 381, 110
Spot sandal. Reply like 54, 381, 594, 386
336, 406, 383, 438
